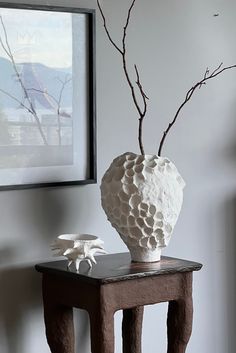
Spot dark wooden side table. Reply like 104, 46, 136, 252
35, 253, 202, 353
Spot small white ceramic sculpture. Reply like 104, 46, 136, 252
101, 152, 185, 262
51, 234, 107, 271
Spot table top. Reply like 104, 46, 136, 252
35, 253, 202, 285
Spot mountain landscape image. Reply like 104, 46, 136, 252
0, 57, 73, 168
0, 57, 72, 108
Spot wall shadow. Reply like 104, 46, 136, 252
21, 188, 73, 243
0, 189, 71, 352
0, 187, 91, 353
0, 265, 41, 353
223, 196, 236, 352
0, 264, 90, 353
0, 246, 16, 266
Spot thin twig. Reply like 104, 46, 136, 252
0, 15, 48, 145
124, 0, 136, 32
55, 76, 72, 145
120, 0, 146, 121
97, 0, 148, 155
0, 88, 35, 113
97, 0, 123, 55
27, 88, 58, 105
158, 63, 236, 156
134, 64, 149, 153
57, 77, 72, 113
27, 76, 72, 145
134, 65, 149, 107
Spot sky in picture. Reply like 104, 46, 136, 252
0, 8, 72, 68
0, 7, 76, 168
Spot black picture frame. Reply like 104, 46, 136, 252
0, 3, 96, 190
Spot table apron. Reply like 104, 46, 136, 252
42, 272, 193, 313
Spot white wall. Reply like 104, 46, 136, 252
0, 0, 236, 352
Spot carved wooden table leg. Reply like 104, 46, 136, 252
89, 309, 115, 353
122, 306, 144, 353
42, 276, 75, 353
167, 274, 193, 353
43, 301, 75, 353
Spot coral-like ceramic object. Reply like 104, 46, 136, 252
101, 152, 185, 262
51, 234, 107, 271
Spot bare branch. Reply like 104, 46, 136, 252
28, 86, 62, 145
124, 0, 137, 33
204, 67, 209, 79
121, 0, 148, 154
55, 76, 72, 145
0, 16, 13, 59
58, 77, 72, 109
134, 65, 149, 101
158, 63, 236, 156
211, 62, 223, 76
0, 16, 48, 145
27, 88, 58, 105
0, 88, 34, 114
97, 0, 123, 55
97, 0, 148, 155
0, 16, 12, 56
27, 77, 72, 112
134, 64, 149, 155
27, 76, 72, 145
56, 75, 72, 86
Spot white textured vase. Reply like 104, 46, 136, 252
101, 152, 185, 262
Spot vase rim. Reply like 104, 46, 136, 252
121, 152, 172, 160
58, 234, 98, 242
125, 151, 170, 156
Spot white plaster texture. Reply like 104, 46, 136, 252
51, 234, 106, 271
101, 153, 185, 262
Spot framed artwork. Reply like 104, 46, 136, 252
0, 3, 96, 190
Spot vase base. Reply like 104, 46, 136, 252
128, 246, 161, 263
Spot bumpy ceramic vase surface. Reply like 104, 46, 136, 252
101, 152, 185, 262
51, 234, 106, 271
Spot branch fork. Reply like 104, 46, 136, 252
157, 62, 236, 156
98, 1, 236, 157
